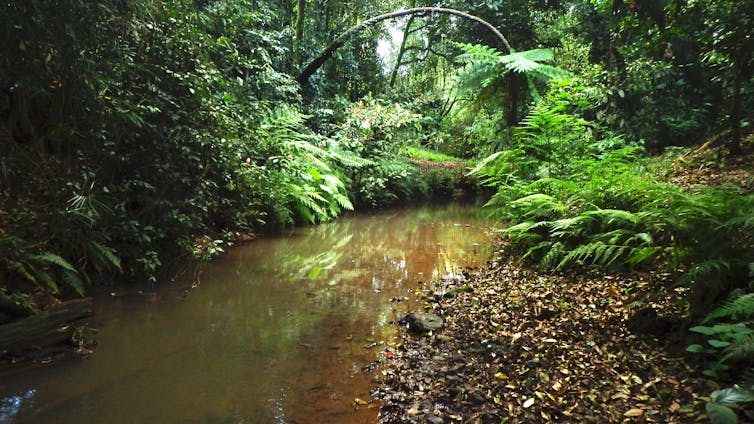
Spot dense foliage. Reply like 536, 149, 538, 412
2, 0, 754, 419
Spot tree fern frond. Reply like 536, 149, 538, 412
703, 294, 754, 324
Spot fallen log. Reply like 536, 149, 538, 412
0, 298, 93, 356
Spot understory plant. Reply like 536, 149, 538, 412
688, 292, 754, 423
332, 96, 428, 207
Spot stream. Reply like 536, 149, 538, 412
0, 203, 496, 424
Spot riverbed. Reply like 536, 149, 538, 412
0, 203, 495, 424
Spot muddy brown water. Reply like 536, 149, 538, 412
0, 203, 495, 423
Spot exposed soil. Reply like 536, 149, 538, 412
408, 158, 470, 173
667, 135, 754, 192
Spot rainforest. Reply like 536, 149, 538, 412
1, 1, 753, 423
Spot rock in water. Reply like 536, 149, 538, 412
403, 311, 443, 333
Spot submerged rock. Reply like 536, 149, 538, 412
402, 311, 444, 333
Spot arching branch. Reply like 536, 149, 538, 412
296, 7, 512, 85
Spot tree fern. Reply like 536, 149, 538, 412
454, 43, 570, 95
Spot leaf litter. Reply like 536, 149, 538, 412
373, 248, 708, 423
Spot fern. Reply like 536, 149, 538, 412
722, 333, 754, 363
455, 43, 570, 92
539, 241, 567, 269
62, 269, 86, 296
703, 294, 754, 324
86, 240, 122, 272
506, 194, 567, 221
557, 241, 625, 269
679, 259, 732, 286
33, 252, 77, 273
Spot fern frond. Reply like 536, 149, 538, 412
679, 259, 731, 286
467, 151, 505, 176
62, 269, 86, 296
333, 193, 354, 211
549, 215, 591, 239
722, 333, 754, 363
557, 241, 627, 269
14, 258, 59, 293
509, 193, 566, 220
703, 294, 754, 324
582, 209, 639, 228
540, 241, 566, 269
32, 252, 77, 272
87, 241, 122, 272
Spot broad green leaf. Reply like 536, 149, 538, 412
709, 339, 731, 348
705, 402, 738, 424
686, 344, 706, 353
711, 387, 754, 406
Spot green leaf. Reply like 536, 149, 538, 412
686, 344, 706, 353
62, 270, 86, 296
709, 339, 732, 348
33, 253, 76, 272
308, 266, 322, 280
705, 402, 738, 424
690, 325, 719, 336
711, 387, 754, 405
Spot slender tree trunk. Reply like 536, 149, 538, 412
294, 0, 306, 66
389, 15, 415, 87
729, 70, 742, 155
296, 7, 512, 85
506, 73, 520, 127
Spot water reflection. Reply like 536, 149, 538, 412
0, 203, 494, 423
0, 390, 36, 423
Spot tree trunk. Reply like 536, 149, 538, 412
0, 298, 93, 355
296, 7, 512, 85
728, 70, 742, 155
506, 73, 520, 127
294, 0, 307, 66
389, 15, 415, 87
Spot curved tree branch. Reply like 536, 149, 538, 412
296, 7, 512, 85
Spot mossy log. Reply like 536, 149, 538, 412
0, 298, 93, 355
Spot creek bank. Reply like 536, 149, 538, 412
375, 249, 707, 423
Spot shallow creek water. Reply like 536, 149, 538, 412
0, 203, 496, 424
